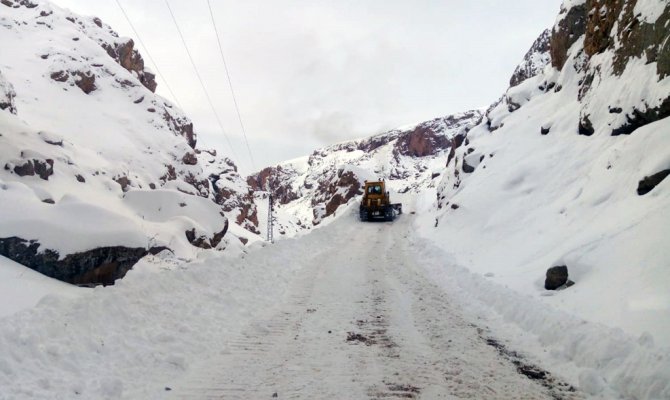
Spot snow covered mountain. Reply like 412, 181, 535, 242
0, 0, 261, 285
248, 110, 482, 234
252, 0, 670, 350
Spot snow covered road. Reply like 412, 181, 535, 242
169, 213, 574, 399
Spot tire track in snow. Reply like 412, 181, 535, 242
168, 213, 580, 399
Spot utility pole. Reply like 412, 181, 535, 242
267, 193, 274, 243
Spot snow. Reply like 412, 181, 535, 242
411, 226, 670, 399
1, 0, 669, 399
1, 210, 668, 399
0, 255, 81, 318
0, 0, 259, 264
0, 212, 309, 399
634, 0, 668, 24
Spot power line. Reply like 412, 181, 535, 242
164, 0, 238, 160
113, 0, 183, 110
206, 0, 256, 171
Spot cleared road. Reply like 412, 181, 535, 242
169, 213, 577, 399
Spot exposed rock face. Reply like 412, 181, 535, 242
550, 2, 587, 70
584, 0, 623, 57
4, 154, 54, 180
163, 110, 197, 149
208, 157, 260, 234
637, 169, 670, 195
394, 112, 481, 158
248, 165, 300, 205
0, 70, 17, 114
612, 1, 670, 78
1, 0, 37, 8
312, 170, 362, 224
102, 38, 157, 93
185, 219, 229, 249
394, 121, 452, 157
510, 29, 551, 87
0, 237, 166, 286
74, 70, 96, 94
182, 152, 198, 165
611, 97, 670, 136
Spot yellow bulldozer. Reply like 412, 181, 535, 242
359, 180, 402, 221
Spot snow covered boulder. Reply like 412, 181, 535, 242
544, 265, 574, 290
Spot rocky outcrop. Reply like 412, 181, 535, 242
312, 169, 362, 224
0, 237, 166, 286
611, 97, 670, 136
185, 220, 228, 249
394, 123, 451, 158
247, 165, 300, 205
182, 151, 198, 165
637, 169, 670, 195
163, 109, 197, 149
101, 38, 157, 93
74, 70, 96, 94
4, 152, 54, 180
0, 0, 37, 8
510, 29, 551, 87
550, 2, 587, 70
0, 70, 17, 114
209, 157, 260, 234
584, 0, 623, 57
612, 1, 670, 78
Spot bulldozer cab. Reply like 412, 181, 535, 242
365, 182, 385, 197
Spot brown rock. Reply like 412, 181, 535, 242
550, 2, 587, 70
103, 39, 157, 92
162, 110, 196, 149
50, 70, 69, 82
114, 176, 131, 192
160, 165, 177, 182
33, 158, 54, 180
209, 219, 229, 248
182, 152, 198, 165
584, 0, 623, 57
185, 228, 209, 249
183, 172, 209, 197
6, 158, 53, 180
74, 71, 96, 94
0, 236, 167, 286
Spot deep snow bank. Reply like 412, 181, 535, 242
409, 227, 670, 400
0, 214, 352, 399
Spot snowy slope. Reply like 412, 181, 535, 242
417, 0, 670, 348
0, 0, 261, 284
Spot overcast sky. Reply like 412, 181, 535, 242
52, 0, 562, 174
